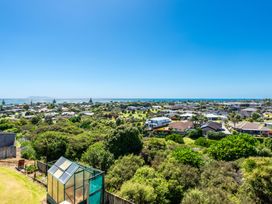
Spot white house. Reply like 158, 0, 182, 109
145, 117, 172, 129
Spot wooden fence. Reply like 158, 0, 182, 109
105, 191, 134, 204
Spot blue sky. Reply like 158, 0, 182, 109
1, 0, 272, 98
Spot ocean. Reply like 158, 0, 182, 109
0, 98, 262, 105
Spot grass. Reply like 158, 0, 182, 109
0, 167, 46, 204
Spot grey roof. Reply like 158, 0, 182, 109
48, 156, 80, 184
201, 122, 222, 131
0, 132, 16, 148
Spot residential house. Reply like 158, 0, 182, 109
240, 108, 258, 118
169, 121, 194, 134
201, 122, 223, 135
235, 121, 271, 136
145, 117, 172, 129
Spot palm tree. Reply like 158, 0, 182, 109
191, 114, 208, 127
228, 112, 241, 128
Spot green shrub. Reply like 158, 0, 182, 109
195, 137, 215, 147
206, 131, 226, 140
208, 134, 258, 161
165, 134, 184, 144
186, 128, 203, 139
172, 147, 203, 168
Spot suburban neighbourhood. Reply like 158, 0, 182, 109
1, 99, 272, 203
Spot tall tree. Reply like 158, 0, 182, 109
107, 125, 143, 158
228, 112, 241, 128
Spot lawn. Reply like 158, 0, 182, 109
0, 167, 46, 204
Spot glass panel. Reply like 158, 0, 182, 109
60, 172, 70, 184
48, 165, 58, 174
89, 175, 103, 194
59, 160, 72, 171
89, 191, 101, 204
66, 176, 74, 188
75, 171, 84, 188
53, 178, 58, 202
84, 171, 91, 181
54, 169, 64, 179
48, 174, 53, 197
75, 187, 83, 204
65, 195, 73, 204
65, 186, 74, 204
84, 180, 89, 200
66, 163, 79, 175
55, 157, 66, 167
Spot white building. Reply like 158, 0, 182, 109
145, 117, 172, 129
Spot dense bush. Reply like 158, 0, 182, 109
141, 138, 168, 165
182, 187, 233, 204
119, 182, 156, 204
200, 161, 241, 194
107, 125, 143, 158
172, 147, 203, 168
21, 143, 37, 160
81, 142, 114, 171
158, 158, 200, 203
33, 131, 68, 162
240, 157, 272, 203
206, 131, 226, 140
195, 137, 215, 147
186, 128, 203, 139
208, 134, 258, 161
65, 133, 94, 160
106, 155, 144, 191
264, 138, 272, 150
165, 134, 184, 144
119, 166, 169, 204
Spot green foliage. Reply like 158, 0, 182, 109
206, 131, 226, 140
251, 112, 262, 121
182, 187, 233, 204
119, 182, 156, 204
65, 133, 94, 160
79, 120, 91, 129
165, 134, 184, 144
141, 138, 168, 165
195, 137, 215, 147
264, 138, 272, 150
115, 117, 124, 126
25, 164, 38, 173
158, 158, 200, 203
81, 142, 114, 171
172, 147, 203, 168
107, 125, 143, 158
208, 134, 258, 161
33, 131, 68, 162
69, 115, 81, 123
186, 128, 203, 139
106, 154, 144, 191
21, 142, 37, 160
119, 166, 169, 204
0, 119, 14, 131
31, 116, 41, 125
240, 157, 272, 203
200, 161, 240, 194
228, 112, 241, 127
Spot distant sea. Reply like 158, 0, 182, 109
0, 98, 262, 105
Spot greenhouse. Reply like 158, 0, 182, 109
47, 157, 104, 204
